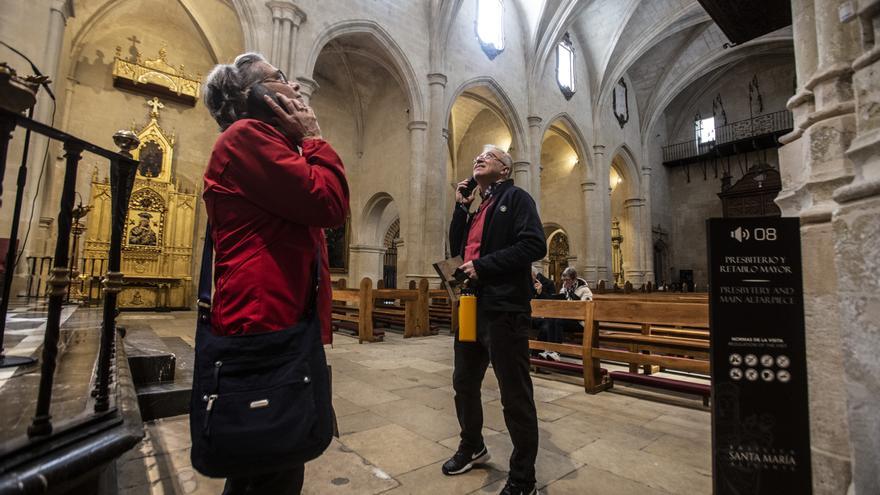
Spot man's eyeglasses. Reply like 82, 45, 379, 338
474, 152, 500, 163
263, 70, 289, 84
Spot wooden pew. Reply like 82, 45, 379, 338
331, 277, 380, 343
427, 289, 458, 334
371, 280, 431, 337
530, 299, 710, 401
530, 300, 609, 393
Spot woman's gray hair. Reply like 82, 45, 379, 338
203, 52, 268, 130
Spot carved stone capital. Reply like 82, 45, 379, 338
407, 121, 428, 132
266, 1, 306, 25
427, 73, 447, 87
295, 76, 319, 99
527, 116, 542, 127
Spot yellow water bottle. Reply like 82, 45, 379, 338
458, 288, 477, 342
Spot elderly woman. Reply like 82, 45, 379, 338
200, 53, 349, 495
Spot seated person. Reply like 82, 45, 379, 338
530, 268, 556, 356
559, 267, 593, 301
543, 268, 593, 357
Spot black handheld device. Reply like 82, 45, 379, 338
458, 177, 478, 198
246, 83, 284, 124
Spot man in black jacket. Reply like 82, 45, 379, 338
443, 146, 546, 495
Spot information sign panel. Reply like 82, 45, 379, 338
707, 217, 812, 494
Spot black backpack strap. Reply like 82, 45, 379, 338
197, 224, 214, 323
197, 223, 322, 321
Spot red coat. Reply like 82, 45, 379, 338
203, 119, 349, 344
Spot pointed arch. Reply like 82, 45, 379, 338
446, 77, 527, 157
67, 0, 238, 78
304, 20, 425, 121
608, 143, 640, 185
541, 112, 593, 179
360, 192, 399, 247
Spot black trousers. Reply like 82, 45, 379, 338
222, 464, 304, 495
453, 307, 538, 486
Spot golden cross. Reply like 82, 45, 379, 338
146, 97, 164, 118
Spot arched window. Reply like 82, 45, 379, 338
476, 0, 504, 60
556, 33, 575, 99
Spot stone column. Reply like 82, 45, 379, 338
527, 116, 543, 209
349, 244, 386, 284
581, 179, 599, 285
295, 76, 319, 106
833, 2, 880, 494
638, 163, 654, 285
404, 73, 447, 286
405, 120, 429, 284
266, 2, 306, 76
513, 161, 530, 191
32, 0, 74, 261
776, 0, 859, 492
593, 144, 611, 281
622, 197, 645, 285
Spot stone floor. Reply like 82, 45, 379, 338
117, 311, 712, 494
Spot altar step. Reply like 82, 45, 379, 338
122, 326, 192, 421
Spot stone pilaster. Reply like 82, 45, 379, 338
777, 1, 859, 492
640, 164, 654, 284
833, 2, 880, 493
349, 244, 386, 284
266, 2, 306, 76
513, 161, 530, 189
405, 120, 432, 285
622, 197, 645, 285
581, 179, 600, 285
403, 73, 447, 286
527, 115, 543, 210
32, 0, 74, 261
593, 144, 611, 281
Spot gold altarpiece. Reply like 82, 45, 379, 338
84, 97, 197, 309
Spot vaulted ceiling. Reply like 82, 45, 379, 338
436, 0, 794, 135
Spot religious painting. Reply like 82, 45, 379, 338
124, 188, 165, 250
126, 211, 159, 247
138, 140, 163, 178
612, 78, 629, 128
324, 218, 349, 273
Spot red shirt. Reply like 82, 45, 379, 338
203, 119, 349, 344
464, 196, 496, 262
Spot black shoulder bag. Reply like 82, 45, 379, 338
189, 225, 334, 477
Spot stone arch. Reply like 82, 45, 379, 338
303, 20, 425, 121
446, 77, 528, 159
542, 112, 593, 178
359, 192, 399, 247
67, 0, 241, 78
608, 144, 647, 286
608, 143, 641, 198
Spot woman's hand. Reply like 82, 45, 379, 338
264, 93, 322, 144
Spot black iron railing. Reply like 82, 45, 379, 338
662, 109, 794, 163
0, 108, 142, 490
25, 256, 108, 302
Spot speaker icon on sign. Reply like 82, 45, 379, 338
731, 227, 750, 243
